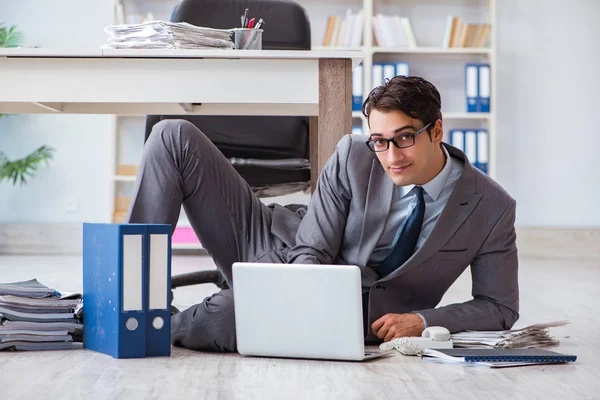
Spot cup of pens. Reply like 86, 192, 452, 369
233, 28, 263, 50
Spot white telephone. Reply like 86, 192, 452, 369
379, 326, 453, 356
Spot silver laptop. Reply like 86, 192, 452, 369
232, 262, 391, 361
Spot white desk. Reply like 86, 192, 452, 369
0, 48, 364, 186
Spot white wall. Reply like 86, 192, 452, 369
1, 0, 599, 227
0, 0, 114, 223
495, 0, 600, 227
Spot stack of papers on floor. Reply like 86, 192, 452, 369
0, 279, 83, 351
102, 21, 234, 50
449, 321, 569, 349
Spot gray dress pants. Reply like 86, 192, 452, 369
126, 119, 291, 352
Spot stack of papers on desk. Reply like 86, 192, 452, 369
449, 321, 569, 349
0, 279, 83, 351
102, 21, 234, 50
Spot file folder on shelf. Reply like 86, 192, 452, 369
465, 64, 479, 112
477, 129, 489, 174
83, 223, 172, 359
395, 62, 409, 77
352, 64, 363, 111
478, 64, 491, 112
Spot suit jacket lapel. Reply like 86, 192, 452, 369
357, 160, 394, 267
381, 147, 482, 281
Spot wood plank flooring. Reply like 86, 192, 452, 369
0, 255, 598, 399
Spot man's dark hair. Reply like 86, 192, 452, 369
362, 76, 442, 131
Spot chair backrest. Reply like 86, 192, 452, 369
145, 0, 312, 191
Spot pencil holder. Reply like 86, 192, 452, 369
233, 28, 263, 50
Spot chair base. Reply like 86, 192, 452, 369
171, 270, 230, 290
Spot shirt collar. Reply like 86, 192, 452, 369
399, 145, 452, 201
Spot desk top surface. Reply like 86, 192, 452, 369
0, 47, 364, 62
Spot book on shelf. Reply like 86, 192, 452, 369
372, 14, 416, 48
444, 16, 490, 48
321, 9, 364, 47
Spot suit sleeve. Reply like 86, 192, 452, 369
416, 199, 520, 332
286, 135, 353, 264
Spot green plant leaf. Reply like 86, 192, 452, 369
0, 23, 24, 48
0, 146, 55, 186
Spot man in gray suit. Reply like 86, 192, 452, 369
127, 76, 519, 352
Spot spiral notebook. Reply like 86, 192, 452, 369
422, 348, 577, 368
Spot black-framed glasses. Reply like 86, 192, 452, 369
365, 122, 433, 152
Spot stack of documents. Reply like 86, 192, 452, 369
449, 321, 569, 349
102, 21, 234, 50
0, 279, 83, 351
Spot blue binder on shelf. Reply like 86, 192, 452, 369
449, 129, 465, 153
465, 64, 479, 112
83, 223, 172, 359
352, 63, 363, 111
464, 130, 478, 168
372, 62, 383, 89
478, 64, 491, 112
395, 62, 409, 77
477, 129, 489, 174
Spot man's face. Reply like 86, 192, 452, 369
368, 109, 444, 186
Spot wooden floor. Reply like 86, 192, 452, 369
0, 254, 599, 399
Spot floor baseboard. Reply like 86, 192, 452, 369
0, 224, 599, 261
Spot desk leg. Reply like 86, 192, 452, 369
310, 58, 353, 193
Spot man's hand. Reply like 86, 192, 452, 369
371, 313, 425, 342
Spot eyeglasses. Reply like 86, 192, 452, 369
365, 122, 433, 152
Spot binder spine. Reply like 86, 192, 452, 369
352, 64, 363, 111
145, 224, 172, 357
465, 355, 577, 362
119, 229, 146, 358
465, 64, 479, 112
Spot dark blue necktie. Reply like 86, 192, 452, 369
376, 186, 426, 278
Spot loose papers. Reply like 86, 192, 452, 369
102, 21, 234, 50
449, 321, 569, 349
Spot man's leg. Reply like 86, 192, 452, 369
127, 119, 286, 352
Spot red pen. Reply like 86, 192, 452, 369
248, 18, 255, 28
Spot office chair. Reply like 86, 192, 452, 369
145, 0, 312, 291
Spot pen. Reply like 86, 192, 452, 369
248, 18, 255, 28
242, 8, 249, 27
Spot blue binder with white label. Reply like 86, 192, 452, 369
352, 64, 363, 111
465, 64, 479, 112
145, 224, 172, 357
478, 64, 491, 112
477, 129, 489, 174
83, 223, 172, 359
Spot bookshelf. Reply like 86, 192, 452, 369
314, 0, 497, 179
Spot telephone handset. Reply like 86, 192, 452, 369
379, 326, 453, 355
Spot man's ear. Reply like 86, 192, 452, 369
432, 119, 444, 143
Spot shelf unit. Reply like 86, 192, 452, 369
314, 0, 497, 179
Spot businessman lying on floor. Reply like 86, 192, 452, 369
126, 75, 519, 352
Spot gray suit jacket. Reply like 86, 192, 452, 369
274, 134, 519, 342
